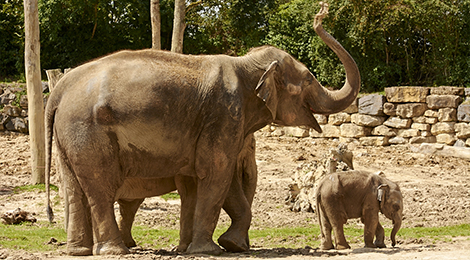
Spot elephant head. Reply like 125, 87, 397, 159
377, 183, 403, 246
253, 2, 360, 133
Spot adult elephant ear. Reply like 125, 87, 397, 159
255, 61, 279, 120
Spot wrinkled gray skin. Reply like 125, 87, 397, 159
45, 2, 360, 256
315, 171, 403, 250
116, 133, 257, 253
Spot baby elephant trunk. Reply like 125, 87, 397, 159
391, 217, 402, 247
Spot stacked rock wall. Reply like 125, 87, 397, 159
275, 86, 470, 147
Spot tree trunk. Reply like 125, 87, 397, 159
150, 0, 161, 49
24, 0, 45, 184
171, 0, 186, 53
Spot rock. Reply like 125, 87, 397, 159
465, 88, 470, 97
314, 114, 328, 124
426, 95, 461, 109
383, 102, 397, 116
454, 139, 467, 147
343, 98, 358, 113
457, 104, 470, 122
358, 94, 385, 115
389, 137, 408, 144
340, 123, 371, 138
430, 86, 464, 95
321, 125, 341, 138
19, 95, 28, 108
455, 123, 470, 139
359, 136, 389, 146
1, 208, 37, 225
436, 133, 457, 145
371, 125, 397, 137
3, 105, 21, 117
430, 122, 455, 135
424, 110, 439, 117
411, 123, 430, 131
438, 108, 457, 122
0, 92, 16, 105
397, 128, 420, 138
351, 113, 386, 127
383, 117, 412, 128
410, 143, 470, 159
410, 136, 436, 144
396, 103, 427, 118
385, 86, 429, 103
284, 127, 309, 138
328, 112, 351, 125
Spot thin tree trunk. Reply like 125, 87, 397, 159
151, 0, 161, 49
24, 0, 45, 184
171, 0, 185, 53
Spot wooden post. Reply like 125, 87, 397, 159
24, 0, 45, 184
151, 0, 161, 49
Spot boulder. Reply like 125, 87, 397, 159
358, 94, 385, 115
383, 102, 397, 116
314, 114, 328, 125
430, 86, 464, 95
371, 125, 397, 137
340, 123, 371, 138
359, 136, 389, 146
385, 86, 429, 103
351, 113, 386, 127
383, 117, 412, 128
435, 133, 457, 145
396, 103, 427, 118
426, 95, 461, 109
328, 112, 351, 125
457, 104, 470, 122
431, 122, 455, 135
438, 108, 457, 122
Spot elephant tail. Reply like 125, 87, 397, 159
45, 85, 63, 223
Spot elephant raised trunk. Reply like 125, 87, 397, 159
308, 2, 361, 114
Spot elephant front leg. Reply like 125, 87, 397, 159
219, 134, 257, 252
218, 178, 252, 252
374, 222, 386, 248
362, 214, 379, 248
117, 198, 145, 248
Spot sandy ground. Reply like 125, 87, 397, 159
1, 129, 470, 259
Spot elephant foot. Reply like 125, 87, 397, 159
364, 242, 377, 249
320, 240, 334, 250
335, 243, 351, 250
218, 232, 249, 252
67, 245, 93, 256
93, 242, 130, 255
374, 241, 386, 248
186, 240, 223, 255
123, 238, 137, 248
177, 242, 190, 252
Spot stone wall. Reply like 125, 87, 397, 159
0, 82, 48, 133
2, 83, 469, 148
271, 86, 470, 147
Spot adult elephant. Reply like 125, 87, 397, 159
45, 2, 360, 256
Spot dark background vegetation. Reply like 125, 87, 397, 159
1, 0, 469, 92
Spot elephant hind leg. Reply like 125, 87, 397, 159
117, 198, 145, 248
317, 203, 334, 250
60, 155, 93, 256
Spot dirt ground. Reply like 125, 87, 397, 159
1, 129, 470, 259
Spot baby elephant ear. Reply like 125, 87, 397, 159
255, 61, 279, 119
377, 184, 389, 207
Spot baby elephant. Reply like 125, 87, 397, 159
315, 171, 403, 250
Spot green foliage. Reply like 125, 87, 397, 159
184, 0, 280, 55
160, 192, 180, 201
0, 0, 25, 79
2, 0, 469, 90
14, 184, 59, 193
265, 0, 470, 92
0, 222, 66, 251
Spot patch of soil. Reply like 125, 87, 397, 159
1, 130, 469, 259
